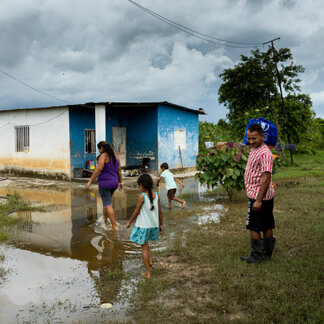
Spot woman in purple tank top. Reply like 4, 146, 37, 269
86, 141, 123, 230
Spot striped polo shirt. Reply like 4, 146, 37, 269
244, 144, 275, 200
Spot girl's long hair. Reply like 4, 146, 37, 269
97, 141, 117, 165
137, 174, 154, 211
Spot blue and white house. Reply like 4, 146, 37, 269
0, 101, 204, 178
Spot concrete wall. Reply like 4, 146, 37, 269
0, 108, 71, 177
157, 104, 199, 169
69, 107, 96, 175
106, 106, 159, 171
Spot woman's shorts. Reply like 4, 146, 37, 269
167, 188, 177, 199
246, 198, 275, 232
99, 188, 116, 207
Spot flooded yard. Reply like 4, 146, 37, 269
0, 176, 226, 323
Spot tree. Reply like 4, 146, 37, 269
198, 121, 233, 154
218, 47, 314, 145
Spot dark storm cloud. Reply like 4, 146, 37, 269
0, 0, 323, 119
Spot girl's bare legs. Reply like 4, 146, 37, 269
172, 197, 186, 209
103, 206, 119, 230
148, 244, 153, 267
141, 243, 151, 279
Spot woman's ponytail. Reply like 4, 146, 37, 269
97, 141, 117, 164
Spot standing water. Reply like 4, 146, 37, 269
0, 176, 226, 323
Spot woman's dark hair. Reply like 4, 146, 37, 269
137, 174, 154, 210
97, 141, 117, 164
160, 162, 169, 169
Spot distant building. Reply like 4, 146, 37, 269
0, 101, 204, 179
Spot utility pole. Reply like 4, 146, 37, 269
263, 37, 294, 165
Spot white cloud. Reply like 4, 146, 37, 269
0, 0, 323, 121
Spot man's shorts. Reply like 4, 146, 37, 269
167, 188, 177, 199
246, 198, 275, 232
99, 188, 116, 207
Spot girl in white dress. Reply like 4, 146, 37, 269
126, 174, 163, 279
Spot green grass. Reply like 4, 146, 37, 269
273, 150, 324, 179
0, 192, 33, 242
124, 152, 324, 323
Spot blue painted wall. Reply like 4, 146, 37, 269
69, 107, 96, 175
106, 106, 158, 170
157, 104, 199, 169
68, 104, 198, 175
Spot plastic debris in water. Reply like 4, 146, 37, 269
101, 303, 113, 309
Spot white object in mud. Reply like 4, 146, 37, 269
101, 303, 113, 309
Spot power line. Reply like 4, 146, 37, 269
0, 110, 68, 128
0, 66, 68, 104
128, 0, 264, 49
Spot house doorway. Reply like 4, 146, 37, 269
112, 127, 126, 167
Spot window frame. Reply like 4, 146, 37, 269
85, 129, 96, 154
14, 125, 30, 152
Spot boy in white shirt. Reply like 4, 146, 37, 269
157, 162, 186, 209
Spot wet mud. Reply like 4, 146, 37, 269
0, 176, 225, 323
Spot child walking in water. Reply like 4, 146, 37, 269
157, 162, 186, 209
126, 174, 163, 279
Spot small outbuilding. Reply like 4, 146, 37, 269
0, 101, 204, 179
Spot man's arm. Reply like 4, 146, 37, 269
156, 176, 162, 186
253, 172, 271, 211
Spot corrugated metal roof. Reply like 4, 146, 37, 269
0, 101, 206, 114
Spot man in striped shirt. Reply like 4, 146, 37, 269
240, 123, 276, 263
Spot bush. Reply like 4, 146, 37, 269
196, 143, 249, 201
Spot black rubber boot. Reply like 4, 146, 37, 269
263, 237, 276, 260
240, 239, 264, 263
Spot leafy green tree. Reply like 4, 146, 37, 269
218, 47, 314, 146
198, 121, 233, 154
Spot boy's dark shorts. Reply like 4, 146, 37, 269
167, 188, 177, 199
246, 198, 275, 232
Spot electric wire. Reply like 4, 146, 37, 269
0, 67, 68, 104
0, 109, 68, 128
128, 0, 264, 48
0, 66, 97, 127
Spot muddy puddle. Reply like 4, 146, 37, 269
0, 177, 226, 323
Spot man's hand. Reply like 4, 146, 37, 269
252, 200, 262, 212
126, 221, 131, 228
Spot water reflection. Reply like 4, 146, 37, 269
3, 178, 204, 260
0, 177, 223, 322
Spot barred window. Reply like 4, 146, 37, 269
15, 126, 30, 152
85, 129, 96, 153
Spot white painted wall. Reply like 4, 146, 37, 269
0, 107, 71, 177
95, 104, 106, 156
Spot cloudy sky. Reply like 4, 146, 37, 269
0, 0, 323, 122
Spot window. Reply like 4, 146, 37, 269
85, 129, 96, 153
15, 126, 30, 152
174, 129, 186, 150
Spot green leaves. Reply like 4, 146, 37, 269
218, 47, 314, 148
196, 144, 249, 201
